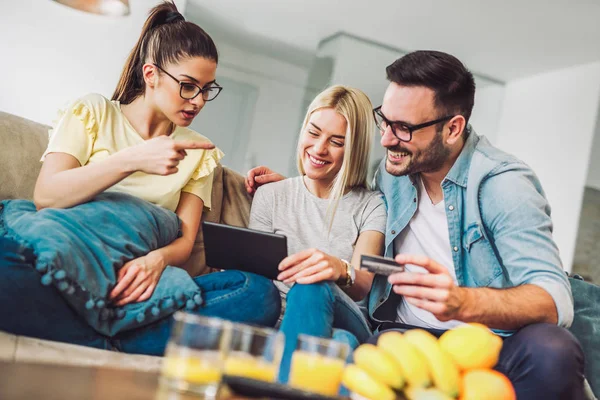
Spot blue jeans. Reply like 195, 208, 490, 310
278, 281, 372, 383
0, 235, 281, 356
369, 323, 585, 400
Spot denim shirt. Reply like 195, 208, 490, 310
369, 128, 574, 331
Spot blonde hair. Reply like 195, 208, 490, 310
296, 85, 374, 232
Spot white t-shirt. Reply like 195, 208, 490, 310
394, 177, 464, 330
249, 176, 387, 297
249, 176, 386, 262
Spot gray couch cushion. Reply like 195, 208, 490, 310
0, 111, 48, 201
569, 276, 600, 396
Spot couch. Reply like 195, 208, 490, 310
0, 111, 598, 399
0, 110, 253, 371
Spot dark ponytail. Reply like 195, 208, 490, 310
112, 1, 218, 104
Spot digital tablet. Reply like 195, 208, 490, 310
202, 221, 288, 280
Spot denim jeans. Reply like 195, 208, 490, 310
0, 235, 281, 356
369, 322, 586, 400
278, 281, 372, 383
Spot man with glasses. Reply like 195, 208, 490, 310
369, 50, 584, 399
247, 50, 585, 399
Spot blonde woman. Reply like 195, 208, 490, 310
247, 85, 386, 381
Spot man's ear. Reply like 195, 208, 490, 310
142, 63, 157, 89
446, 115, 467, 145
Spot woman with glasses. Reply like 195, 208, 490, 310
0, 1, 280, 356
36, 1, 227, 306
246, 85, 387, 383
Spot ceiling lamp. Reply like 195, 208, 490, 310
52, 0, 130, 16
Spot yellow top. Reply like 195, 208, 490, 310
42, 93, 224, 212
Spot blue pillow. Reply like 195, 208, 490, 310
0, 192, 203, 337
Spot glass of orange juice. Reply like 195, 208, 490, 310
161, 312, 232, 398
223, 323, 284, 383
288, 334, 350, 396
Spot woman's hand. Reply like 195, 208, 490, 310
123, 136, 215, 176
277, 248, 346, 284
109, 251, 167, 306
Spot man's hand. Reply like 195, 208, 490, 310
109, 251, 167, 306
245, 166, 285, 195
388, 254, 467, 322
277, 248, 345, 284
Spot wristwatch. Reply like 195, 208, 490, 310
338, 259, 355, 288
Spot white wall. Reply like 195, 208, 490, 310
585, 114, 600, 191
496, 61, 600, 271
0, 0, 185, 125
316, 33, 507, 179
319, 35, 402, 108
317, 34, 407, 178
0, 0, 307, 176
470, 83, 505, 144
209, 41, 310, 174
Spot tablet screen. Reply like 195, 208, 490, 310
202, 221, 288, 280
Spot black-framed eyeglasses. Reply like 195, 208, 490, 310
373, 106, 453, 142
153, 64, 223, 102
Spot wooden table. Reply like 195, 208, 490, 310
0, 361, 248, 400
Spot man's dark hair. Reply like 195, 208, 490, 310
386, 50, 476, 123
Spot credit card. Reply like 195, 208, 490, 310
360, 254, 405, 276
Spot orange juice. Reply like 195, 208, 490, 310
162, 353, 222, 385
288, 350, 346, 396
224, 352, 278, 382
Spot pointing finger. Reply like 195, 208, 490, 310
174, 141, 215, 151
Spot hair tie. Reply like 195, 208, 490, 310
165, 11, 185, 23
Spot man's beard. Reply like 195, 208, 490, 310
385, 129, 450, 177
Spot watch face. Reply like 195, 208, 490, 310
349, 262, 356, 282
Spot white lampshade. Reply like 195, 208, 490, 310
52, 0, 130, 16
